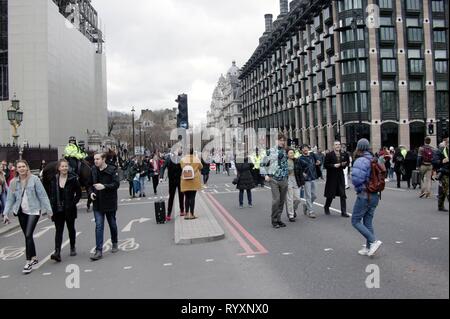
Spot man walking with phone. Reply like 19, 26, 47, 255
89, 152, 120, 261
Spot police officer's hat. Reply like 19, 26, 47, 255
69, 136, 76, 143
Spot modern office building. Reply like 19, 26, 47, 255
240, 0, 449, 151
0, 0, 107, 155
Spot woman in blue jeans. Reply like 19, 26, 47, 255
351, 139, 383, 257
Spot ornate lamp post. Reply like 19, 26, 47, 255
131, 106, 135, 156
7, 94, 24, 158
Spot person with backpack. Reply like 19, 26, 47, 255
298, 144, 321, 219
417, 137, 436, 198
350, 138, 384, 257
393, 145, 407, 188
286, 149, 305, 222
180, 147, 203, 220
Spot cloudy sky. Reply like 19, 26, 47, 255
91, 0, 282, 125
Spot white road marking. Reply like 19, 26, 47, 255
282, 252, 293, 256
121, 218, 151, 232
324, 248, 334, 252
213, 189, 219, 193
205, 259, 214, 262
84, 269, 93, 273
225, 184, 231, 188
385, 187, 407, 192
33, 225, 55, 239
1, 275, 10, 279
123, 266, 133, 270
430, 237, 440, 240
34, 232, 82, 270
42, 272, 52, 276
246, 255, 255, 259
163, 263, 173, 267
4, 219, 48, 238
395, 241, 404, 244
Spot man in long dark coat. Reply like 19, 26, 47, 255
324, 141, 350, 218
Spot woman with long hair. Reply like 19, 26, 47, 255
2, 160, 53, 274
0, 166, 7, 215
180, 148, 203, 220
48, 159, 82, 262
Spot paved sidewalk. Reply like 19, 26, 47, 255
174, 191, 225, 245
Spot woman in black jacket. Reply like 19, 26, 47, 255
49, 159, 82, 262
201, 157, 211, 185
235, 157, 255, 208
404, 149, 418, 189
161, 150, 185, 221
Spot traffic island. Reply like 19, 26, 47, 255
174, 192, 225, 245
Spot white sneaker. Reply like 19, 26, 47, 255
368, 240, 383, 257
23, 262, 33, 274
358, 247, 370, 256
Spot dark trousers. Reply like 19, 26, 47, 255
53, 213, 76, 250
152, 175, 159, 194
239, 189, 252, 206
325, 196, 347, 214
252, 169, 263, 186
128, 181, 135, 197
216, 164, 221, 174
18, 212, 40, 261
184, 191, 197, 214
168, 180, 184, 216
94, 210, 118, 252
404, 169, 412, 188
203, 174, 209, 185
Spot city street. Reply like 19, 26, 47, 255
0, 172, 448, 299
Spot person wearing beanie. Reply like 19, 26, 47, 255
350, 138, 383, 257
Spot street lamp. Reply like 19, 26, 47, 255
138, 120, 142, 155
7, 94, 24, 158
131, 106, 135, 156
351, 8, 364, 143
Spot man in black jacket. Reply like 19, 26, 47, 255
323, 141, 350, 218
89, 152, 120, 261
161, 149, 184, 221
436, 135, 449, 212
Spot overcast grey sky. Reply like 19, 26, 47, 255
91, 0, 282, 125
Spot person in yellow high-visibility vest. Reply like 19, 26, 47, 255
250, 148, 264, 187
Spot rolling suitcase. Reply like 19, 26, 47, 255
411, 170, 421, 189
154, 199, 166, 224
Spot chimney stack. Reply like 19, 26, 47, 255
280, 0, 289, 16
264, 14, 273, 33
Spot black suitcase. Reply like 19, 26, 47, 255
154, 200, 166, 224
411, 170, 421, 189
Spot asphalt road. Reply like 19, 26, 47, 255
0, 171, 448, 299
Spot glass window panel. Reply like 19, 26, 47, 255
408, 49, 421, 58
382, 81, 396, 91
435, 50, 448, 59
410, 80, 423, 91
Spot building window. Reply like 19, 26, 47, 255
379, 17, 393, 26
409, 92, 424, 114
435, 50, 448, 60
406, 18, 420, 27
434, 31, 447, 43
407, 28, 423, 42
409, 59, 424, 73
340, 29, 365, 43
379, 0, 393, 9
405, 0, 421, 10
343, 92, 368, 113
435, 61, 448, 73
381, 92, 397, 114
341, 60, 367, 75
339, 0, 363, 12
408, 49, 422, 59
382, 59, 397, 73
380, 48, 395, 58
431, 0, 445, 12
380, 27, 395, 41
433, 19, 445, 28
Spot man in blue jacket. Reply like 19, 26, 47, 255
351, 139, 383, 257
298, 144, 321, 218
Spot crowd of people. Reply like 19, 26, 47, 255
0, 131, 448, 274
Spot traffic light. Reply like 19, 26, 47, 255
176, 94, 189, 129
428, 123, 434, 135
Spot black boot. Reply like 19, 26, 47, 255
324, 207, 331, 215
90, 250, 103, 261
70, 246, 77, 257
51, 249, 61, 262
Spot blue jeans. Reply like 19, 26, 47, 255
303, 181, 317, 213
139, 176, 146, 194
94, 210, 118, 252
239, 189, 252, 206
351, 192, 379, 248
388, 167, 394, 179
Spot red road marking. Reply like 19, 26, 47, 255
205, 193, 268, 255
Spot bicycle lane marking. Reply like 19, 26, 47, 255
204, 193, 269, 256
33, 232, 82, 270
